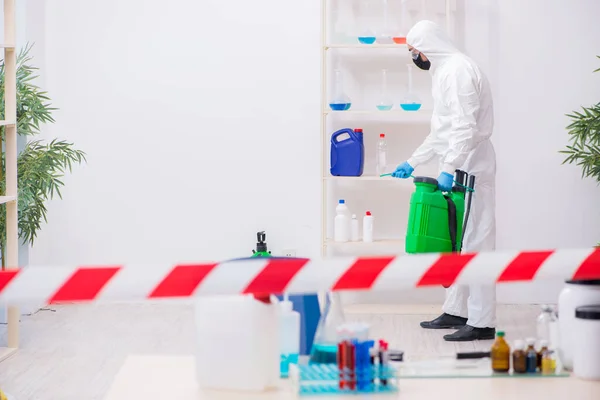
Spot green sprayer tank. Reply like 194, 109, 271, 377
405, 170, 474, 254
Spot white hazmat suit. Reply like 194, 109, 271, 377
406, 21, 497, 329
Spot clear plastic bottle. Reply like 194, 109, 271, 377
329, 69, 352, 111
334, 199, 350, 242
376, 69, 393, 111
376, 133, 387, 175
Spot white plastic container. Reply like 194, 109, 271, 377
350, 214, 359, 241
194, 295, 279, 391
573, 305, 600, 380
334, 199, 350, 242
362, 211, 373, 242
279, 298, 300, 377
557, 280, 600, 370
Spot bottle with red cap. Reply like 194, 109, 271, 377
363, 211, 373, 242
376, 133, 387, 176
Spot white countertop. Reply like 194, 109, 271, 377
103, 355, 600, 400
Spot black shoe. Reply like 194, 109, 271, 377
420, 313, 468, 329
443, 325, 496, 342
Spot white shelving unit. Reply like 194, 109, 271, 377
320, 0, 453, 257
0, 0, 19, 363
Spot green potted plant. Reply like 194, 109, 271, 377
561, 56, 599, 245
0, 44, 86, 267
561, 56, 600, 184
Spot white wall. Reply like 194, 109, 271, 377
26, 1, 600, 303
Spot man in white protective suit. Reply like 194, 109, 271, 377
391, 20, 497, 341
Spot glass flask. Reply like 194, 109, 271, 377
309, 292, 346, 364
392, 0, 409, 44
376, 0, 393, 44
329, 69, 352, 111
400, 63, 422, 111
357, 0, 376, 44
376, 69, 393, 111
537, 304, 558, 348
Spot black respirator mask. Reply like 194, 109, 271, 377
412, 52, 431, 71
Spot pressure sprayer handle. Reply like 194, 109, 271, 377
379, 173, 474, 192
459, 175, 476, 252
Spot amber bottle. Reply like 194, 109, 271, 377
491, 331, 510, 373
512, 340, 527, 373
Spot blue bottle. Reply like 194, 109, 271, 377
330, 128, 365, 177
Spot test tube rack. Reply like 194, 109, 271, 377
290, 363, 398, 396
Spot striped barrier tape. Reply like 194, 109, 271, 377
0, 248, 599, 304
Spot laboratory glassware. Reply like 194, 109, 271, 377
376, 0, 393, 44
329, 69, 352, 111
309, 292, 346, 364
357, 0, 376, 44
393, 0, 409, 44
400, 63, 422, 111
537, 304, 558, 347
376, 69, 393, 111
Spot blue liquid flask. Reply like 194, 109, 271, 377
377, 69, 393, 111
357, 0, 376, 45
400, 64, 422, 111
329, 69, 352, 111
309, 293, 346, 364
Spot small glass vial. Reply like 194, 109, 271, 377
491, 331, 510, 373
512, 340, 527, 374
541, 349, 556, 375
537, 339, 549, 370
525, 338, 538, 373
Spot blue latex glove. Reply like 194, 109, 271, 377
437, 172, 454, 192
391, 161, 414, 179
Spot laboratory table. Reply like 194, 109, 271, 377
103, 355, 600, 400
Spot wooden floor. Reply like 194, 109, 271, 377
0, 303, 540, 400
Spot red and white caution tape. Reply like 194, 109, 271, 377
0, 248, 599, 305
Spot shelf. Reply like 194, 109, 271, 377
324, 109, 431, 122
324, 176, 412, 184
0, 347, 17, 362
0, 120, 15, 126
0, 44, 15, 50
0, 196, 16, 204
325, 43, 409, 50
325, 238, 405, 255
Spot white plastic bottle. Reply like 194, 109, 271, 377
363, 211, 373, 242
334, 199, 350, 242
351, 214, 359, 241
278, 296, 300, 377
376, 133, 387, 175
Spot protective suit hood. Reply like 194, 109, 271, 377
406, 20, 459, 70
